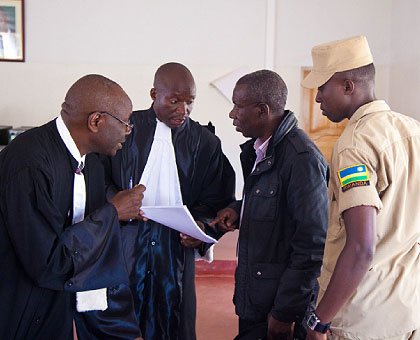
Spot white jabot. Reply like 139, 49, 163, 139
56, 115, 108, 312
139, 120, 183, 206
140, 119, 213, 262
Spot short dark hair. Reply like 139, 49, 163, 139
337, 63, 376, 84
236, 70, 288, 113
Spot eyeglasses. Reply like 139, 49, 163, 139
100, 111, 134, 133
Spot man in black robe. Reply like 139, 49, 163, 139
0, 74, 146, 340
97, 63, 235, 340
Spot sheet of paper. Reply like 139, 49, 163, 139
141, 205, 218, 244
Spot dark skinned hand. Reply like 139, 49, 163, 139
180, 220, 204, 248
209, 207, 238, 233
267, 313, 294, 340
109, 184, 147, 222
305, 328, 328, 340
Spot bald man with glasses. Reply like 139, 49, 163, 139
0, 74, 146, 340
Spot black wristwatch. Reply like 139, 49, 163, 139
307, 312, 331, 333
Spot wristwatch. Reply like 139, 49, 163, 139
307, 312, 331, 333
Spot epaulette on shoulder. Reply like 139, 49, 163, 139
287, 128, 311, 154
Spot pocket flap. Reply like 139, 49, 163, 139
253, 183, 278, 198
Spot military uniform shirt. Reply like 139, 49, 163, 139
318, 100, 420, 339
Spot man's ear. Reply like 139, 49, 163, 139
344, 79, 355, 95
257, 103, 270, 118
87, 112, 102, 132
150, 88, 156, 101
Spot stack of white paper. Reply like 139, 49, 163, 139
141, 205, 218, 244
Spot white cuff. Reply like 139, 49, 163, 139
76, 288, 108, 312
194, 244, 214, 263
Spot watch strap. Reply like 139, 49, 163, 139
307, 312, 331, 334
314, 320, 331, 333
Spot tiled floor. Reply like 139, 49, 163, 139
195, 232, 238, 339
195, 273, 237, 340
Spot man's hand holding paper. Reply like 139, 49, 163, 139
180, 221, 205, 248
140, 205, 218, 244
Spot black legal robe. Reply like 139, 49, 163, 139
85, 107, 235, 340
0, 120, 138, 340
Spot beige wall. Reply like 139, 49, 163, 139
388, 1, 420, 120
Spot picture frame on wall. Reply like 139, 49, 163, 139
0, 0, 24, 61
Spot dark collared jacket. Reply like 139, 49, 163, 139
231, 111, 328, 333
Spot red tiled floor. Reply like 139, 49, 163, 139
195, 273, 237, 340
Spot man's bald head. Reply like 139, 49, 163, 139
150, 63, 196, 129
60, 74, 133, 156
153, 62, 195, 92
61, 74, 132, 124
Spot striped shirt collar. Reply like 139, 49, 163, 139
253, 136, 271, 161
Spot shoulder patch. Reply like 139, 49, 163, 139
337, 164, 370, 192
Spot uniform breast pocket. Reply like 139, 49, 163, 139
249, 182, 279, 221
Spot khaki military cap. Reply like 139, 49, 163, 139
301, 35, 373, 89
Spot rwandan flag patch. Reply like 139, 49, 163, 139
338, 164, 370, 192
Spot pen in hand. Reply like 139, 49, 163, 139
129, 177, 133, 222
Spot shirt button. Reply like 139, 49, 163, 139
73, 250, 79, 256
66, 281, 73, 287
34, 316, 41, 323
270, 190, 274, 195
256, 168, 260, 172
268, 161, 272, 165
151, 241, 156, 246
256, 189, 260, 194
256, 271, 262, 276
147, 270, 151, 275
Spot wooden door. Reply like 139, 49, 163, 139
300, 69, 347, 163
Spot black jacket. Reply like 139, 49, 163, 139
232, 111, 328, 332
